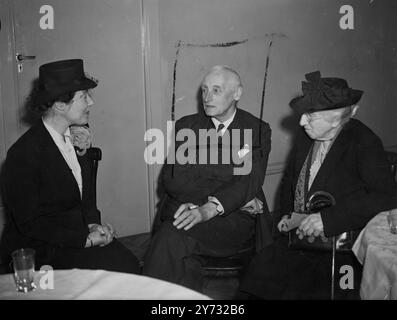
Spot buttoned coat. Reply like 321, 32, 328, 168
159, 107, 272, 250
280, 118, 397, 236
0, 121, 100, 262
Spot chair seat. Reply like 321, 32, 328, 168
199, 246, 255, 277
202, 257, 245, 271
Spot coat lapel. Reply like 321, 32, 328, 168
224, 109, 249, 161
227, 108, 242, 131
77, 151, 90, 201
292, 131, 313, 191
38, 122, 82, 200
308, 123, 352, 193
226, 109, 242, 146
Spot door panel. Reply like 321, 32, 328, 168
7, 0, 150, 236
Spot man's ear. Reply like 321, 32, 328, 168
233, 86, 242, 101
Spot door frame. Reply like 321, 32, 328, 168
0, 0, 20, 152
0, 0, 20, 235
141, 0, 163, 226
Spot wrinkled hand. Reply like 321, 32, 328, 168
240, 198, 263, 215
277, 215, 290, 233
173, 202, 218, 231
85, 230, 105, 247
87, 223, 115, 247
297, 213, 324, 237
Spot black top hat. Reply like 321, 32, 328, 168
34, 59, 97, 105
289, 71, 363, 114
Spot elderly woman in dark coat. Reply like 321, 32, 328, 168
0, 59, 139, 274
238, 71, 397, 299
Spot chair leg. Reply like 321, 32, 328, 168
331, 236, 336, 300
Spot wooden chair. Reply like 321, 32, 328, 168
86, 147, 102, 223
386, 151, 397, 179
199, 205, 272, 280
197, 215, 268, 299
199, 225, 257, 279
151, 194, 264, 279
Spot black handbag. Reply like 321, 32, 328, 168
288, 191, 359, 252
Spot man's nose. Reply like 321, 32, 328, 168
203, 91, 212, 103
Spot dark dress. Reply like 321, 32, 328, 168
239, 119, 397, 299
0, 121, 140, 274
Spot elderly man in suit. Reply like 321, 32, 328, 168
238, 71, 397, 299
0, 59, 140, 274
143, 65, 272, 291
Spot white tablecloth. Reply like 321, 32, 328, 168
352, 211, 397, 300
0, 268, 211, 300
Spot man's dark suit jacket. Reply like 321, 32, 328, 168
280, 118, 397, 236
0, 121, 100, 263
160, 108, 272, 249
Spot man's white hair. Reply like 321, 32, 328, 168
206, 65, 242, 89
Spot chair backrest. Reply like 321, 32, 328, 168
86, 147, 102, 209
386, 151, 397, 179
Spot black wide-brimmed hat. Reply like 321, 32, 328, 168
34, 59, 97, 105
290, 71, 363, 113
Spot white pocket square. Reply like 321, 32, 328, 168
237, 144, 250, 159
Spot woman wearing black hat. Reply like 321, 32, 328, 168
238, 71, 397, 299
0, 59, 140, 274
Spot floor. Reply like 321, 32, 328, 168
118, 233, 240, 300
118, 233, 362, 300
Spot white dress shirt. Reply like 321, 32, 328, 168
211, 109, 237, 136
43, 119, 83, 197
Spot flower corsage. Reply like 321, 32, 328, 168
70, 125, 92, 156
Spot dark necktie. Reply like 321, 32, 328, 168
217, 123, 225, 133
217, 124, 225, 156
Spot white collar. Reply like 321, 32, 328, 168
42, 118, 71, 145
211, 108, 237, 131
